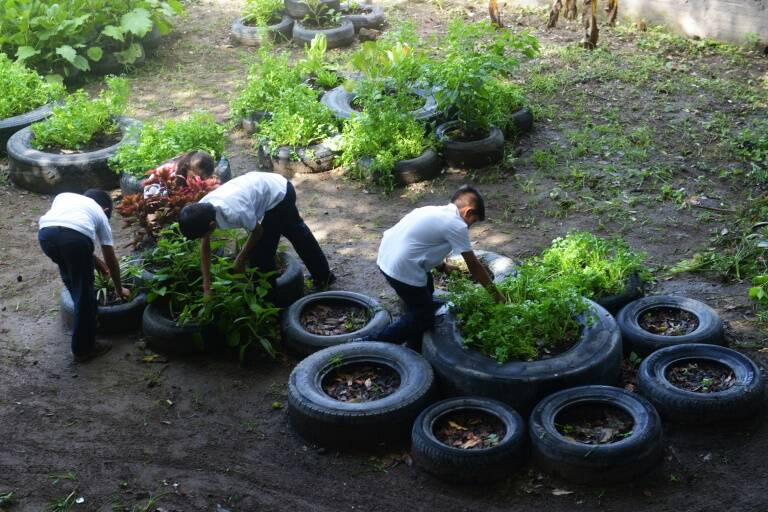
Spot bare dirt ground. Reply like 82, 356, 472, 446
1, 0, 768, 510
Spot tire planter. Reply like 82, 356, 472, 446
240, 111, 270, 135
358, 148, 442, 187
284, 0, 340, 18
422, 299, 622, 413
436, 121, 505, 169
321, 85, 440, 122
91, 44, 147, 76
0, 103, 55, 156
119, 156, 233, 197
594, 273, 645, 316
411, 397, 528, 483
273, 251, 305, 308
142, 300, 219, 354
141, 25, 165, 53
637, 344, 765, 423
230, 15, 293, 47
257, 136, 340, 175
529, 385, 664, 484
8, 117, 140, 194
616, 295, 725, 357
505, 107, 534, 137
340, 2, 385, 32
60, 285, 147, 334
287, 341, 436, 446
292, 19, 355, 50
281, 291, 391, 356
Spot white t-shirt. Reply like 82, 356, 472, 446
377, 203, 472, 287
39, 193, 114, 246
200, 172, 287, 231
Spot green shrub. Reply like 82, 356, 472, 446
255, 84, 337, 149
0, 0, 183, 79
0, 54, 65, 119
536, 231, 649, 297
31, 76, 129, 150
111, 112, 226, 177
447, 263, 588, 363
297, 34, 342, 90
732, 121, 768, 185
144, 225, 280, 360
230, 47, 302, 120
242, 0, 283, 26
339, 94, 435, 191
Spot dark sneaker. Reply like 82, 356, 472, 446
73, 341, 112, 363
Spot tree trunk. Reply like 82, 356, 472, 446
548, 0, 563, 28
565, 0, 578, 20
580, 0, 599, 49
605, 0, 618, 26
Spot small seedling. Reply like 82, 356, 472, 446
271, 401, 284, 410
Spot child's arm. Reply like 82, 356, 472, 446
201, 234, 213, 297
101, 245, 131, 300
233, 224, 264, 274
462, 251, 505, 303
94, 255, 110, 276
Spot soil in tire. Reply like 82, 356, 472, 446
555, 404, 634, 444
322, 362, 400, 402
301, 301, 369, 335
638, 307, 699, 336
434, 409, 506, 450
665, 359, 736, 393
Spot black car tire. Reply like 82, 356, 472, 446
320, 85, 439, 122
340, 2, 385, 32
257, 137, 339, 175
61, 287, 147, 334
284, 0, 341, 18
230, 15, 293, 46
595, 273, 645, 316
292, 19, 355, 50
436, 121, 505, 169
0, 103, 54, 156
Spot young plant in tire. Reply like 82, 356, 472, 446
297, 35, 342, 91
31, 76, 129, 151
349, 22, 426, 88
339, 94, 436, 192
254, 84, 338, 154
93, 257, 142, 306
301, 0, 343, 29
242, 0, 284, 27
110, 112, 226, 178
0, 55, 65, 119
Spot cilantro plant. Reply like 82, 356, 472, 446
111, 112, 226, 177
0, 55, 65, 119
339, 94, 435, 191
0, 0, 183, 79
230, 47, 302, 120
242, 0, 284, 26
31, 76, 129, 150
255, 84, 338, 150
447, 263, 588, 363
144, 225, 280, 360
536, 232, 649, 297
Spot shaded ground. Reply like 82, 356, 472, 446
1, 0, 767, 510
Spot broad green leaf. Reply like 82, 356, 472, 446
15, 46, 40, 61
72, 55, 90, 71
86, 47, 103, 62
121, 8, 153, 37
102, 25, 125, 42
114, 43, 143, 65
45, 74, 65, 85
55, 45, 77, 63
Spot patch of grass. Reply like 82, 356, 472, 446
532, 148, 558, 170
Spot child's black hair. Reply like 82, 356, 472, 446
176, 150, 215, 179
450, 185, 485, 221
83, 189, 113, 219
179, 202, 216, 239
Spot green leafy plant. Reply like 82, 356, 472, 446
93, 257, 143, 305
297, 34, 342, 90
0, 54, 65, 119
427, 19, 538, 137
447, 262, 588, 363
0, 0, 183, 79
31, 76, 129, 150
339, 94, 435, 191
536, 231, 649, 297
301, 0, 342, 28
349, 23, 426, 88
255, 84, 337, 150
110, 112, 226, 177
230, 47, 302, 120
242, 0, 284, 26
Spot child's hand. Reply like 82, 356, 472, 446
118, 287, 131, 301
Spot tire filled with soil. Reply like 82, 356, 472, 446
292, 19, 355, 50
288, 342, 436, 446
637, 343, 765, 423
435, 121, 505, 169
529, 385, 664, 484
320, 86, 439, 122
411, 397, 527, 483
60, 282, 147, 335
617, 295, 724, 356
282, 291, 391, 356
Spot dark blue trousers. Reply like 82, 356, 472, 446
248, 181, 332, 285
376, 269, 439, 349
39, 227, 97, 356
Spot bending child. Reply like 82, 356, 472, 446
143, 150, 216, 198
375, 185, 504, 348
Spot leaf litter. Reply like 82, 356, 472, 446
639, 307, 699, 336
301, 302, 370, 336
322, 363, 400, 402
666, 360, 736, 393
434, 410, 506, 450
